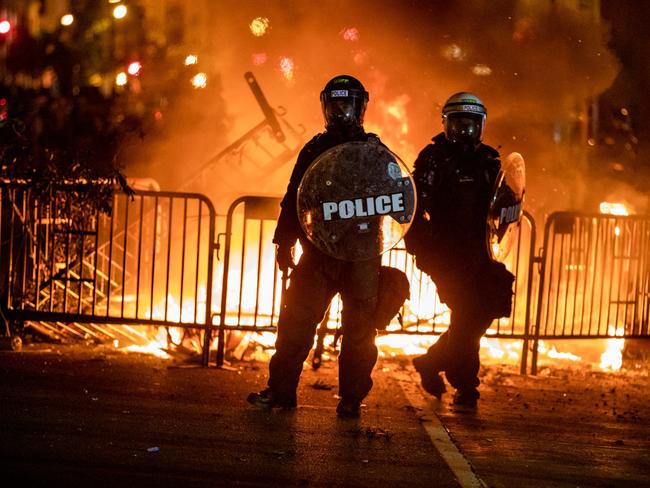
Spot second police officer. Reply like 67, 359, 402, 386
405, 92, 515, 408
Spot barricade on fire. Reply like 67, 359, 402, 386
6, 187, 649, 375
0, 183, 217, 364
531, 211, 650, 373
212, 195, 537, 370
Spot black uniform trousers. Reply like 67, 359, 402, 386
419, 264, 496, 391
268, 251, 380, 402
424, 305, 492, 391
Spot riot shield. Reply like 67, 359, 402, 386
297, 141, 415, 261
487, 152, 525, 261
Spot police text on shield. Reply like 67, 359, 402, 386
322, 193, 405, 221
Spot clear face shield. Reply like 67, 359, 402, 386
321, 94, 367, 130
444, 113, 484, 145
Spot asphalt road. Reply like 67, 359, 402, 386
0, 345, 459, 487
1, 345, 649, 487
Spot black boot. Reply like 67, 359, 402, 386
452, 388, 479, 408
336, 398, 361, 418
413, 355, 447, 399
247, 388, 297, 410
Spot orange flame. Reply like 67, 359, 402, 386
599, 326, 624, 371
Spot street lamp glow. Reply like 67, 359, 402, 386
184, 54, 198, 66
115, 72, 128, 86
0, 20, 11, 34
191, 73, 207, 89
113, 5, 127, 19
127, 61, 142, 76
61, 14, 74, 26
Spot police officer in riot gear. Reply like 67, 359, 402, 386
405, 92, 515, 407
248, 75, 383, 418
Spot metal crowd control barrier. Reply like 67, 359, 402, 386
213, 196, 283, 366
213, 195, 537, 372
531, 212, 650, 373
8, 186, 648, 376
0, 184, 217, 365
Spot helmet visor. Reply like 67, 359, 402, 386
444, 113, 484, 144
323, 98, 366, 128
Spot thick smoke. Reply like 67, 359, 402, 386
126, 0, 621, 217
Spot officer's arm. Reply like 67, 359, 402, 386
272, 146, 313, 247
412, 148, 435, 217
481, 144, 501, 187
488, 156, 502, 188
404, 149, 433, 255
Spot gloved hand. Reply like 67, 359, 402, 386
276, 244, 295, 272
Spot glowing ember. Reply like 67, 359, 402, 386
279, 57, 295, 82
341, 27, 360, 41
252, 53, 268, 65
443, 43, 465, 61
353, 50, 368, 65
600, 326, 624, 371
191, 72, 208, 89
249, 17, 270, 37
184, 54, 198, 66
472, 64, 492, 76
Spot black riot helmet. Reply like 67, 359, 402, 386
442, 92, 487, 146
320, 75, 369, 132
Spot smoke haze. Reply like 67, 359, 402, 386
126, 0, 621, 217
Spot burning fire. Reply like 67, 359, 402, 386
542, 342, 581, 362
599, 326, 624, 371
385, 95, 410, 136
599, 201, 630, 216
124, 327, 180, 359
122, 187, 630, 376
